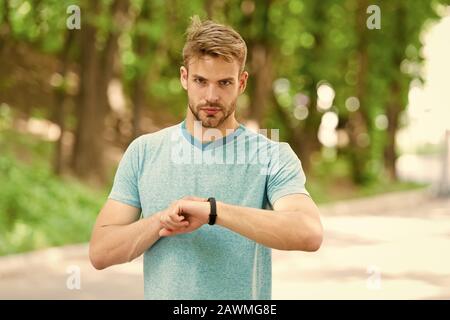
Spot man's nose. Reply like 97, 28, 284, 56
205, 84, 219, 102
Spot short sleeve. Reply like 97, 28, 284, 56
108, 137, 142, 209
266, 143, 310, 206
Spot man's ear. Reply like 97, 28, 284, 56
239, 71, 248, 94
180, 66, 188, 90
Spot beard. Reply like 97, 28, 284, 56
188, 98, 237, 128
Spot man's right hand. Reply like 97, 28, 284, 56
158, 196, 208, 236
158, 201, 190, 231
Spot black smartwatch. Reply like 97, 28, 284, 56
207, 197, 217, 225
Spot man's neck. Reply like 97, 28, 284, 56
185, 113, 240, 143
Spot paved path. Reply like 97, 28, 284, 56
0, 189, 449, 299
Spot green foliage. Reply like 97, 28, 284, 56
307, 154, 426, 203
0, 133, 106, 256
0, 106, 105, 256
6, 0, 78, 53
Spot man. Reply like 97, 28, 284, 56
89, 16, 323, 300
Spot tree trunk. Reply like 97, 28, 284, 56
248, 44, 273, 125
294, 94, 321, 173
383, 4, 407, 182
131, 73, 145, 139
71, 0, 129, 184
72, 21, 105, 183
247, 1, 272, 127
286, 2, 326, 173
52, 31, 75, 176
205, 0, 215, 19
273, 95, 319, 173
130, 1, 150, 140
384, 82, 401, 181
0, 0, 11, 50
346, 0, 371, 184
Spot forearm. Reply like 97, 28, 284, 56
216, 202, 321, 251
90, 212, 163, 269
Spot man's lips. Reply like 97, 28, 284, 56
200, 108, 221, 115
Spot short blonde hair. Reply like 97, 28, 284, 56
182, 16, 247, 73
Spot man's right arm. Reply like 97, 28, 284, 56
89, 199, 164, 270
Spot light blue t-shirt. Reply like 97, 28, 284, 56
108, 120, 309, 300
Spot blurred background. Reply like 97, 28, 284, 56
0, 0, 449, 299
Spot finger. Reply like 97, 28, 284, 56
160, 214, 184, 230
170, 220, 189, 229
159, 215, 171, 228
168, 214, 188, 227
165, 213, 180, 223
163, 219, 187, 230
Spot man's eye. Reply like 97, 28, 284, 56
220, 81, 232, 86
194, 78, 206, 84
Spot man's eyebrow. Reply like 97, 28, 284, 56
192, 74, 235, 82
218, 77, 235, 82
192, 74, 206, 79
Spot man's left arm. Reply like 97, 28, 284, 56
216, 193, 323, 251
